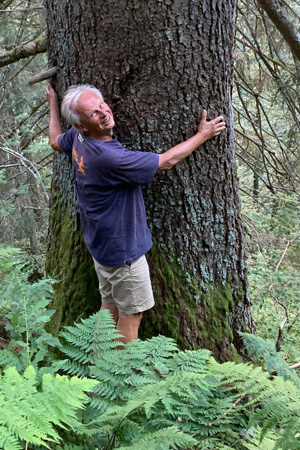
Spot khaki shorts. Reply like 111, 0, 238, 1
93, 255, 155, 316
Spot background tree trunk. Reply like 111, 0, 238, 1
45, 0, 254, 360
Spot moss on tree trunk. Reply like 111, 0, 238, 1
45, 0, 254, 359
46, 186, 100, 334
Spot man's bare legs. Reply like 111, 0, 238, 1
117, 312, 143, 344
101, 303, 142, 344
101, 302, 118, 322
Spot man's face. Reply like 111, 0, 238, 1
76, 91, 115, 139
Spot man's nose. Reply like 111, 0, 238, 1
99, 109, 108, 118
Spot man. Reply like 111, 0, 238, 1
46, 83, 226, 344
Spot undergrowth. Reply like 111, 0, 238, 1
1, 248, 300, 450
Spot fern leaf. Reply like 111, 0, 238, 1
0, 349, 25, 372
58, 359, 91, 377
167, 348, 211, 373
241, 333, 300, 386
118, 426, 198, 450
0, 426, 22, 450
59, 310, 122, 378
0, 366, 98, 449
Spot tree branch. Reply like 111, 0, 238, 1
29, 66, 59, 85
0, 145, 49, 203
290, 361, 300, 370
256, 0, 300, 61
0, 35, 47, 68
0, 7, 45, 12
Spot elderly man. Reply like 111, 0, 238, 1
46, 83, 226, 344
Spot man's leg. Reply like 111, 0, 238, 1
94, 255, 154, 344
117, 312, 143, 344
94, 257, 119, 323
100, 302, 119, 323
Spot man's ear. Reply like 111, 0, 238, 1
74, 123, 87, 132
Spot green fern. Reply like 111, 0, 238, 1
210, 359, 300, 449
0, 248, 60, 372
117, 426, 198, 450
0, 365, 98, 450
0, 349, 25, 372
97, 369, 241, 448
2, 297, 300, 450
56, 312, 300, 449
241, 427, 280, 449
59, 310, 122, 378
240, 332, 300, 385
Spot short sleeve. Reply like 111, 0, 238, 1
115, 150, 159, 185
58, 127, 77, 158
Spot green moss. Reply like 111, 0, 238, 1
140, 238, 248, 361
45, 192, 99, 335
46, 194, 250, 361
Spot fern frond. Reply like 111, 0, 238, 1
118, 426, 198, 450
0, 426, 22, 450
58, 359, 91, 377
208, 358, 300, 449
167, 348, 211, 373
127, 334, 178, 358
241, 427, 279, 449
59, 310, 121, 378
241, 333, 300, 386
0, 349, 25, 372
0, 365, 98, 449
102, 371, 211, 426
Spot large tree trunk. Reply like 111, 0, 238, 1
45, 0, 254, 360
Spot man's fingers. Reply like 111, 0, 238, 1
46, 83, 54, 93
213, 115, 224, 123
203, 112, 226, 127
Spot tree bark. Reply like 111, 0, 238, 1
45, 0, 254, 360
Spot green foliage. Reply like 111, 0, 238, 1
58, 310, 122, 378
240, 188, 300, 361
0, 247, 60, 372
1, 277, 300, 450
0, 365, 98, 450
0, 250, 300, 450
54, 311, 300, 450
241, 333, 300, 385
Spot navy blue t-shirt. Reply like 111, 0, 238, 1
58, 127, 159, 267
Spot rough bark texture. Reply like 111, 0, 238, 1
45, 0, 254, 360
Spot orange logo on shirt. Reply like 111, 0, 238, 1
72, 148, 86, 175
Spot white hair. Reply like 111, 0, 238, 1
61, 84, 104, 126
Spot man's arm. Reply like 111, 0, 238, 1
45, 83, 63, 152
158, 110, 226, 171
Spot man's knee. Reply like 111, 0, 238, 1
100, 302, 119, 322
118, 312, 143, 327
117, 312, 143, 343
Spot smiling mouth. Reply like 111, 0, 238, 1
102, 114, 110, 124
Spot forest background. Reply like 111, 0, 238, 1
1, 0, 300, 448
1, 0, 300, 358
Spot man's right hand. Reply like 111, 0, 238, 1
46, 83, 63, 152
45, 83, 58, 104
